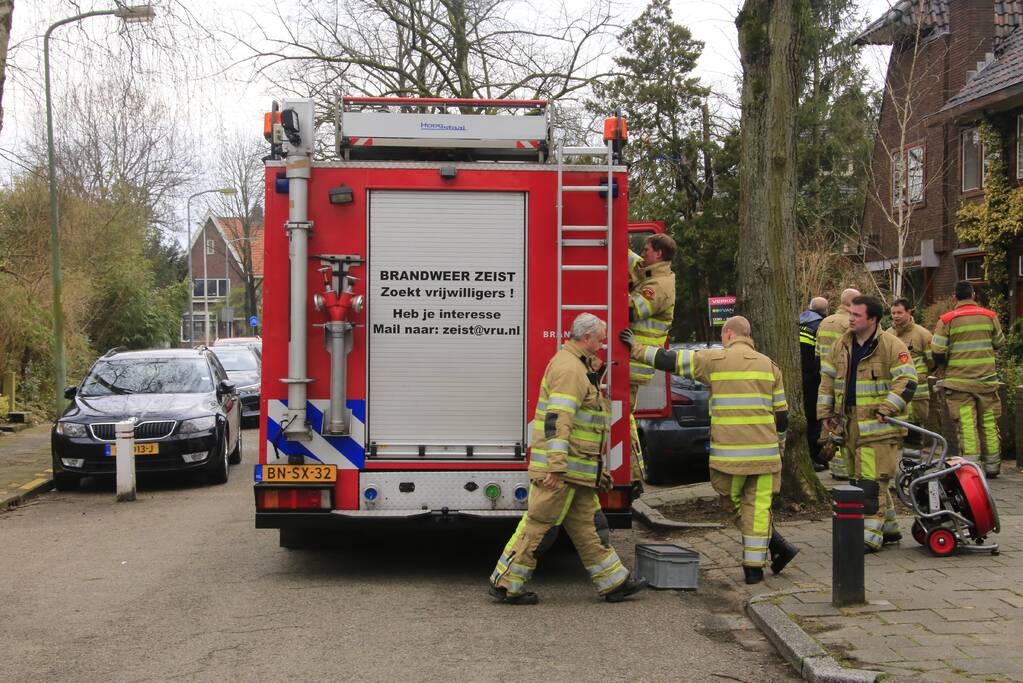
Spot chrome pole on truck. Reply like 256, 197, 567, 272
275, 98, 317, 443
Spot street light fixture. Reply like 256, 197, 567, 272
45, 4, 156, 417
186, 188, 237, 344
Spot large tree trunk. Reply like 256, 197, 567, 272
736, 0, 826, 503
0, 1, 13, 135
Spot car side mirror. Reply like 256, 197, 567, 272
218, 380, 237, 396
64, 385, 77, 400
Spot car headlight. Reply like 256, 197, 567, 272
56, 422, 88, 438
178, 416, 217, 434
237, 383, 260, 394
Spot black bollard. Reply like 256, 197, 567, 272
832, 485, 865, 607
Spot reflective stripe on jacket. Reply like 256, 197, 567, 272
815, 306, 850, 360
932, 301, 1004, 392
628, 259, 675, 385
529, 340, 608, 487
818, 329, 916, 444
886, 322, 933, 400
633, 336, 786, 475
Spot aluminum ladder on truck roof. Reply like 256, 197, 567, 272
556, 141, 615, 471
335, 96, 552, 162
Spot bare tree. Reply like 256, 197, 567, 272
214, 134, 264, 324
239, 0, 620, 113
861, 1, 950, 299
0, 0, 13, 134
38, 74, 186, 229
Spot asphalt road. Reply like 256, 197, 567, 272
0, 429, 797, 682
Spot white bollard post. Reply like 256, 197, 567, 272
115, 419, 136, 502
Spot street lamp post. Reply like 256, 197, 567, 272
186, 188, 236, 344
46, 4, 156, 416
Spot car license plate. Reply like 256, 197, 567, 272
255, 464, 337, 483
105, 443, 160, 456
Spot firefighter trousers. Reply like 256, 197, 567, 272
709, 470, 780, 568
945, 389, 1001, 476
846, 416, 899, 550
628, 383, 646, 482
490, 479, 629, 596
908, 397, 930, 430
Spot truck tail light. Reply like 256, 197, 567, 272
601, 488, 630, 510
256, 487, 331, 510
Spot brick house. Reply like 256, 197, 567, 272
857, 0, 1023, 317
183, 214, 265, 343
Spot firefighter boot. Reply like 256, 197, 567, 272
768, 530, 799, 575
488, 585, 539, 605
743, 566, 764, 585
604, 575, 648, 603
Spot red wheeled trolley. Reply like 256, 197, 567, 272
891, 417, 1000, 557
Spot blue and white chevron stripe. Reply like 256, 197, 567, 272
265, 399, 365, 469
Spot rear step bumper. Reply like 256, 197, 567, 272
256, 508, 632, 530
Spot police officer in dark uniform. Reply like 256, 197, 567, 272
800, 297, 828, 471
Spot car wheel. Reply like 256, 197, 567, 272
228, 429, 242, 465
53, 472, 80, 491
207, 433, 229, 485
640, 434, 668, 485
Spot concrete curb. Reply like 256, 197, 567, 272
746, 595, 881, 683
631, 499, 723, 530
0, 476, 54, 511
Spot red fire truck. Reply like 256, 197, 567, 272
254, 96, 642, 547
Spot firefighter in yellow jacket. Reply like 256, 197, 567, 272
815, 287, 860, 479
818, 295, 917, 551
623, 316, 798, 585
932, 281, 1006, 477
489, 313, 647, 604
887, 297, 934, 428
626, 233, 677, 487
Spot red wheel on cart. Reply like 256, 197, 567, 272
911, 520, 927, 546
927, 528, 956, 557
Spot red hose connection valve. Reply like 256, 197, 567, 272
313, 266, 364, 322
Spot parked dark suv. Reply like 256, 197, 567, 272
635, 342, 717, 484
209, 345, 261, 425
51, 347, 242, 490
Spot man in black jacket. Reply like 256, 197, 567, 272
799, 297, 828, 471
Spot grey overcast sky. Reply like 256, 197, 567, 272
1, 0, 894, 239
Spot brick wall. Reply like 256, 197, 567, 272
863, 0, 999, 302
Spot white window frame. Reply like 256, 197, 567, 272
963, 256, 984, 281
962, 127, 984, 192
1018, 254, 1023, 277
206, 239, 215, 255
891, 150, 903, 207
907, 145, 924, 204
891, 145, 925, 207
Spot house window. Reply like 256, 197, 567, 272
907, 146, 924, 203
891, 151, 903, 207
206, 239, 215, 255
962, 256, 985, 281
962, 127, 983, 191
1018, 254, 1023, 277
891, 145, 925, 206
192, 278, 228, 298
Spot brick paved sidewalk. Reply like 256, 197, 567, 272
659, 466, 1023, 682
0, 423, 54, 509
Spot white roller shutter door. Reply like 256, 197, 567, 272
367, 190, 526, 458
